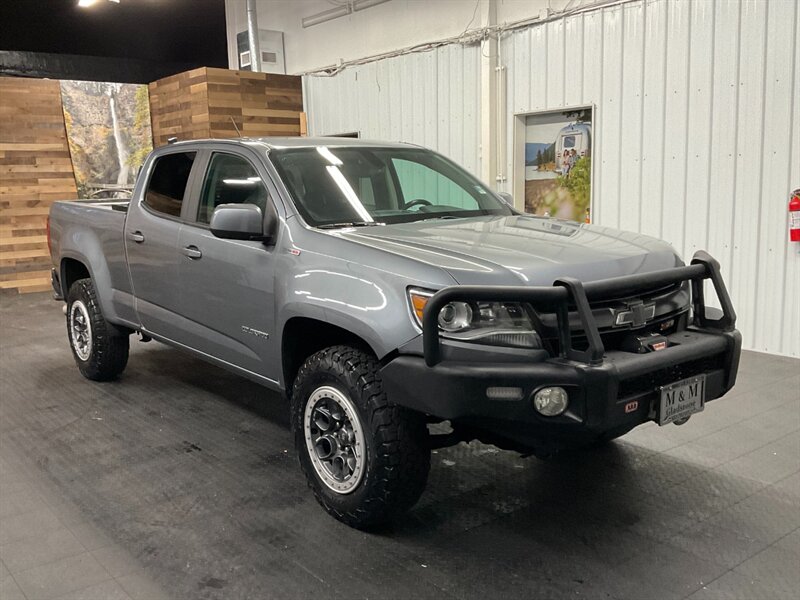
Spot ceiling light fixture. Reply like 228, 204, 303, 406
78, 0, 120, 7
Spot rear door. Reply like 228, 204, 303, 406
174, 149, 280, 381
125, 149, 199, 340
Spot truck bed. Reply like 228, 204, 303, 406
49, 199, 129, 242
65, 198, 130, 212
48, 198, 136, 325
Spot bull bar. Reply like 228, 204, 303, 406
422, 250, 737, 367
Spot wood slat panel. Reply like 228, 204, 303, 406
149, 67, 304, 147
0, 274, 51, 292
0, 77, 77, 294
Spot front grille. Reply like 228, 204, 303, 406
617, 354, 726, 399
582, 282, 682, 309
543, 311, 685, 356
535, 280, 690, 356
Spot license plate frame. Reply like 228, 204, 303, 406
658, 374, 706, 426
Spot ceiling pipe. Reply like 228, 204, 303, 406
246, 0, 261, 72
302, 0, 391, 29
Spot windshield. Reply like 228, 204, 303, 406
269, 146, 513, 226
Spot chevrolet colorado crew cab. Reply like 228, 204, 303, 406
48, 138, 741, 528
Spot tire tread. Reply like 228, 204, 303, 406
292, 345, 430, 529
67, 278, 129, 381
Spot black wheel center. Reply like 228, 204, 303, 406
304, 387, 366, 492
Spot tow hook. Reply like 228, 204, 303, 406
673, 416, 691, 426
138, 332, 152, 343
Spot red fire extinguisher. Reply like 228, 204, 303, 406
790, 189, 800, 242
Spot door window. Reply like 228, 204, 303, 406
143, 152, 196, 218
391, 158, 479, 210
198, 153, 269, 224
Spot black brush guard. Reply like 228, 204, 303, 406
422, 250, 736, 367
381, 250, 741, 453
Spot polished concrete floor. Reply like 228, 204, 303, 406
1, 292, 798, 600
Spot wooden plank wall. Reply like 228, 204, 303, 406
148, 67, 210, 146
149, 67, 303, 147
0, 67, 302, 291
0, 77, 77, 294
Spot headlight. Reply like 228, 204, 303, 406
438, 302, 473, 331
408, 288, 542, 349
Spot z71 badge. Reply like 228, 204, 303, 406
241, 326, 270, 339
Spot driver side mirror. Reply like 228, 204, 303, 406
209, 204, 276, 243
498, 192, 514, 206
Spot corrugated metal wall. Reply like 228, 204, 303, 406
303, 43, 482, 178
303, 0, 800, 357
501, 0, 799, 357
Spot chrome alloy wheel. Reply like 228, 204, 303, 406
69, 300, 92, 361
304, 386, 366, 494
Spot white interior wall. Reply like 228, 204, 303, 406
303, 44, 483, 175
230, 0, 800, 357
224, 0, 570, 74
500, 0, 799, 357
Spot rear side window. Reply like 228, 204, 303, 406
197, 153, 268, 224
143, 152, 196, 218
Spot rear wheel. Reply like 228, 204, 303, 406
292, 345, 430, 529
66, 278, 129, 381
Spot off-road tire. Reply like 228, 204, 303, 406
292, 345, 430, 529
66, 278, 129, 381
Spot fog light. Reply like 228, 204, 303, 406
533, 387, 569, 416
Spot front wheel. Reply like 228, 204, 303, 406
292, 345, 430, 529
66, 278, 129, 381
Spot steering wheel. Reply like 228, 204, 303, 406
404, 198, 432, 211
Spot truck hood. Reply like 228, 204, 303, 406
337, 215, 681, 286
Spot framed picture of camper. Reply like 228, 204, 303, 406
513, 106, 594, 223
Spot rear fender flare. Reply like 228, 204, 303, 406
59, 248, 118, 323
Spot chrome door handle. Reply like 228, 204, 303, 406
182, 245, 202, 259
128, 230, 145, 243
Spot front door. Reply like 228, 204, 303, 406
174, 151, 279, 381
125, 150, 198, 340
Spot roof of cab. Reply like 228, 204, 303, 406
156, 137, 419, 157
248, 136, 414, 149
162, 136, 414, 150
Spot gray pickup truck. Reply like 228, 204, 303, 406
48, 137, 741, 528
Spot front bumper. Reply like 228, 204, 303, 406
381, 327, 741, 453
380, 251, 742, 454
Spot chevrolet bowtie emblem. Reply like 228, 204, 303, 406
613, 301, 656, 327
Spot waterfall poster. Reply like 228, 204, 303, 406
60, 80, 153, 199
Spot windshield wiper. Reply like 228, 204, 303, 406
419, 215, 465, 222
316, 221, 385, 229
